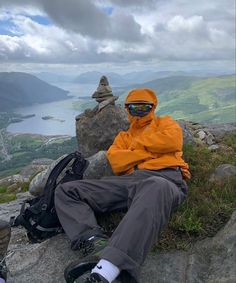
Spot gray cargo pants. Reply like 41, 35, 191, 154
55, 168, 188, 282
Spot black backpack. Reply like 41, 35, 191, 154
11, 151, 89, 243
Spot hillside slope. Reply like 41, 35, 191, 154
117, 75, 236, 123
0, 72, 69, 111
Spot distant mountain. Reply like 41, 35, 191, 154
35, 72, 72, 84
73, 70, 185, 85
72, 70, 233, 86
0, 72, 69, 111
117, 75, 236, 124
73, 71, 126, 85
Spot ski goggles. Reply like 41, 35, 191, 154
126, 103, 153, 117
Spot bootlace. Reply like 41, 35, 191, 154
79, 238, 107, 256
85, 275, 102, 283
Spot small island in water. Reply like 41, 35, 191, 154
42, 115, 54, 120
42, 115, 65, 122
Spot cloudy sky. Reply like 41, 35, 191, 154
0, 0, 235, 75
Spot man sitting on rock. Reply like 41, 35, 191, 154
55, 88, 190, 283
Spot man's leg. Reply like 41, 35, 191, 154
55, 174, 139, 246
64, 170, 187, 283
100, 174, 187, 282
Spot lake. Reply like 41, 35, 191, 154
7, 83, 97, 136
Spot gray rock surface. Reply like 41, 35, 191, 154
2, 194, 235, 283
20, 158, 53, 179
0, 192, 31, 222
83, 151, 113, 179
177, 121, 236, 148
210, 164, 236, 182
0, 175, 28, 188
76, 104, 129, 157
206, 123, 236, 142
29, 155, 67, 196
92, 76, 118, 112
177, 120, 195, 145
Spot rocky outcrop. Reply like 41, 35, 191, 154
75, 76, 128, 157
76, 104, 129, 157
1, 191, 235, 283
20, 158, 53, 180
178, 120, 236, 150
206, 123, 236, 142
177, 120, 195, 145
83, 151, 113, 179
92, 76, 118, 112
210, 164, 236, 182
28, 155, 67, 196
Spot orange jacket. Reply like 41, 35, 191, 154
107, 88, 190, 179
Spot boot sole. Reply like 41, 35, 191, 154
64, 259, 97, 283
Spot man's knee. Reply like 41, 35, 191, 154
138, 176, 172, 194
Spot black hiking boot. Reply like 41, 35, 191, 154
0, 220, 11, 281
64, 255, 99, 283
66, 236, 109, 282
84, 273, 108, 283
71, 236, 109, 257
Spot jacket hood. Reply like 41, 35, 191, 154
125, 88, 158, 107
125, 89, 158, 128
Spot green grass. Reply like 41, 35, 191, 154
117, 75, 236, 124
0, 186, 17, 203
0, 136, 78, 178
0, 193, 16, 203
187, 105, 236, 123
0, 186, 7, 193
224, 133, 236, 151
155, 138, 236, 250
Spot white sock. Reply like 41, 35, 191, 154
91, 259, 120, 283
0, 278, 5, 283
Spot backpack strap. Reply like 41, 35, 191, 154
44, 151, 88, 209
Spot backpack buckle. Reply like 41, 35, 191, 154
41, 204, 47, 211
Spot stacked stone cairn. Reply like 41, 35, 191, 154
92, 75, 118, 112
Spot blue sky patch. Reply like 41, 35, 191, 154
101, 6, 114, 15
0, 19, 18, 35
28, 15, 52, 26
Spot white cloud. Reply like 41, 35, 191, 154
0, 0, 234, 72
167, 15, 205, 33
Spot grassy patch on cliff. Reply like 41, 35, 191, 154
0, 186, 16, 203
0, 135, 77, 178
156, 137, 236, 251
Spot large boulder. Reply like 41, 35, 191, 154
29, 155, 67, 196
76, 104, 129, 157
83, 151, 113, 179
177, 120, 195, 145
206, 123, 236, 142
20, 158, 53, 180
209, 164, 236, 182
29, 151, 113, 196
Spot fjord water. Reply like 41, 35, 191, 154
7, 83, 96, 136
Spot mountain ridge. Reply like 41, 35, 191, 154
0, 72, 69, 111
